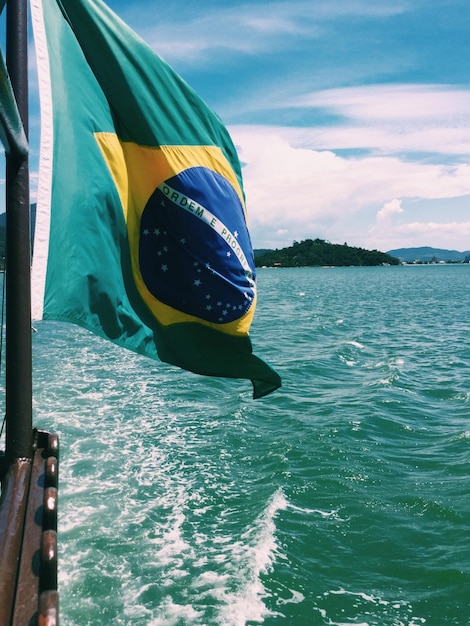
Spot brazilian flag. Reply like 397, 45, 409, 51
31, 0, 280, 398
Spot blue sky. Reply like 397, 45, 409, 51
5, 0, 470, 252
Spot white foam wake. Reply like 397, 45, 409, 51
191, 488, 288, 626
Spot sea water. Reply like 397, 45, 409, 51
8, 265, 470, 624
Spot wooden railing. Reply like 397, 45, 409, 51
0, 430, 59, 625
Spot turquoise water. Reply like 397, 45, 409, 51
26, 265, 470, 624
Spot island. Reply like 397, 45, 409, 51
254, 238, 400, 267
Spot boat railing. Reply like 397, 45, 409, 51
0, 429, 59, 625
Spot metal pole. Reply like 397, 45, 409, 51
5, 0, 33, 462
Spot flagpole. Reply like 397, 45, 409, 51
5, 0, 33, 463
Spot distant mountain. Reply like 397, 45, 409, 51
0, 204, 37, 264
387, 246, 470, 263
255, 238, 400, 267
0, 203, 36, 229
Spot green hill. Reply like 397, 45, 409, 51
254, 238, 400, 267
0, 205, 36, 270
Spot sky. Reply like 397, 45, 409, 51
4, 0, 470, 252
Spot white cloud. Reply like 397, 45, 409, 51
376, 199, 404, 221
300, 84, 470, 122
130, 5, 312, 61
231, 126, 470, 250
240, 84, 470, 158
120, 0, 408, 63
369, 202, 470, 252
310, 125, 470, 156
367, 220, 470, 252
396, 221, 470, 239
226, 82, 470, 251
